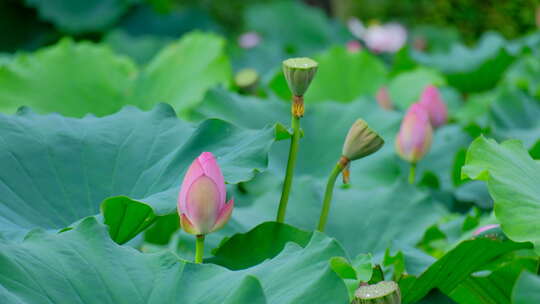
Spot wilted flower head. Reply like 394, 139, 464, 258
395, 103, 433, 163
419, 85, 448, 128
178, 152, 233, 235
238, 32, 261, 49
364, 23, 407, 53
346, 40, 362, 53
342, 119, 384, 161
376, 87, 393, 110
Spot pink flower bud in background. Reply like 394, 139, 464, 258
238, 32, 261, 49
376, 87, 393, 110
418, 85, 448, 128
364, 23, 407, 53
395, 103, 433, 163
178, 152, 233, 235
473, 224, 500, 236
346, 40, 362, 53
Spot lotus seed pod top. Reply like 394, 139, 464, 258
282, 57, 318, 97
418, 85, 448, 128
353, 281, 401, 304
395, 103, 433, 164
342, 119, 384, 161
178, 152, 234, 235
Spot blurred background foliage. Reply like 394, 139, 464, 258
3, 0, 539, 53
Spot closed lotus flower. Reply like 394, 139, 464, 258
178, 152, 234, 235
395, 103, 433, 164
418, 85, 448, 128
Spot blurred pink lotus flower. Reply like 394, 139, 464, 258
376, 87, 393, 110
178, 152, 233, 235
395, 103, 433, 163
419, 85, 448, 128
347, 17, 366, 39
346, 40, 362, 53
238, 32, 261, 49
364, 23, 407, 53
473, 224, 500, 236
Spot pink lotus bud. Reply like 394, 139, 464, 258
238, 32, 261, 49
178, 152, 233, 235
395, 103, 433, 163
418, 85, 448, 128
346, 40, 362, 53
376, 87, 393, 110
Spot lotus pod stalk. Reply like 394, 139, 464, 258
352, 281, 401, 304
317, 119, 384, 231
178, 152, 234, 263
395, 103, 433, 184
418, 85, 448, 128
276, 57, 318, 224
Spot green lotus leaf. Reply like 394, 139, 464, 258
0, 104, 277, 243
0, 217, 349, 304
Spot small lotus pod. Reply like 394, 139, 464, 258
472, 224, 507, 241
418, 85, 448, 128
395, 103, 433, 164
342, 119, 384, 161
234, 68, 259, 93
282, 57, 318, 97
353, 281, 401, 304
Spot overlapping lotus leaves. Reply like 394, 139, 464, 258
0, 104, 277, 243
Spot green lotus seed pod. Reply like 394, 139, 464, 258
282, 57, 318, 97
353, 281, 401, 304
342, 119, 384, 161
234, 68, 259, 93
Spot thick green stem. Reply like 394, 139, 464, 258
408, 163, 416, 185
195, 234, 205, 264
276, 115, 301, 223
317, 161, 346, 232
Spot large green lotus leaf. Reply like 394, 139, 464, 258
410, 32, 515, 92
134, 32, 231, 115
245, 1, 347, 57
462, 136, 540, 253
208, 221, 313, 270
399, 238, 532, 303
504, 55, 540, 99
489, 86, 540, 149
0, 39, 137, 117
0, 32, 230, 117
0, 217, 349, 304
512, 271, 540, 304
269, 48, 387, 103
198, 88, 470, 191
450, 257, 537, 304
197, 88, 402, 186
24, 0, 136, 34
0, 104, 276, 243
231, 177, 446, 258
388, 67, 446, 110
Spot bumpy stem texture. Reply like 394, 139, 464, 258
195, 234, 205, 264
276, 111, 301, 223
408, 163, 416, 184
317, 157, 347, 232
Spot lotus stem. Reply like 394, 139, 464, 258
317, 157, 348, 232
276, 103, 302, 223
195, 234, 205, 264
408, 163, 416, 184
